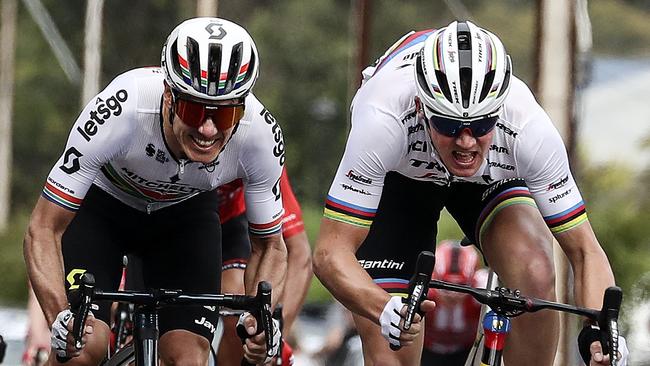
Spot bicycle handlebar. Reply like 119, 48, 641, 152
58, 272, 273, 365
390, 250, 434, 351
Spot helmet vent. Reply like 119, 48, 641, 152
207, 43, 222, 96
186, 37, 202, 92
239, 46, 256, 88
479, 70, 495, 102
223, 42, 243, 95
497, 56, 512, 98
170, 40, 183, 81
434, 70, 453, 103
415, 54, 434, 99
460, 67, 472, 108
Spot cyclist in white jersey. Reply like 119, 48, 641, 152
24, 17, 286, 365
313, 21, 627, 365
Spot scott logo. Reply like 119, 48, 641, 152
59, 147, 83, 174
76, 89, 128, 142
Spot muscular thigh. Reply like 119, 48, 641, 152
356, 172, 447, 295
62, 185, 137, 324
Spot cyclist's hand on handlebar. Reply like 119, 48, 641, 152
379, 296, 435, 348
50, 309, 95, 359
238, 312, 281, 364
588, 336, 628, 366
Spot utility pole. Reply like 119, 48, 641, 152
536, 0, 581, 364
81, 0, 104, 105
0, 0, 18, 232
197, 0, 218, 17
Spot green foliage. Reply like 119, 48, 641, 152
590, 0, 650, 55
0, 214, 29, 306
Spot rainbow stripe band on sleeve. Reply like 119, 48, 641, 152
544, 201, 588, 234
249, 215, 283, 237
476, 186, 538, 245
324, 195, 376, 228
42, 182, 83, 211
374, 278, 410, 298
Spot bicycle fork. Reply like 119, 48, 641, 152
133, 306, 159, 366
480, 311, 511, 366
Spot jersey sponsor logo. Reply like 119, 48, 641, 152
260, 108, 285, 166
408, 123, 424, 135
547, 175, 569, 191
451, 81, 460, 103
346, 170, 373, 185
47, 177, 76, 195
341, 183, 371, 196
145, 143, 169, 164
76, 89, 129, 142
487, 160, 515, 171
496, 122, 518, 138
489, 145, 509, 154
549, 188, 572, 204
272, 177, 282, 201
358, 259, 405, 270
408, 140, 428, 154
199, 160, 219, 172
59, 147, 83, 174
194, 317, 216, 334
401, 110, 416, 124
120, 167, 203, 194
409, 158, 447, 174
481, 177, 522, 201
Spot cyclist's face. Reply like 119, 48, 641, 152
171, 112, 234, 163
429, 125, 494, 177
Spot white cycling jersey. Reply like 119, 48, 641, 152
44, 67, 285, 236
325, 30, 586, 234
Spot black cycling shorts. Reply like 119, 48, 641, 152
221, 213, 251, 271
355, 172, 533, 296
62, 185, 222, 341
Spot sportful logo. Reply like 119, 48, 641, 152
347, 170, 373, 185
59, 147, 83, 174
76, 89, 129, 142
547, 175, 569, 191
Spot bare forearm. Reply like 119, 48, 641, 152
24, 227, 68, 325
313, 219, 390, 324
279, 231, 312, 332
246, 235, 287, 306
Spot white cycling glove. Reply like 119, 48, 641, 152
578, 324, 629, 366
617, 336, 629, 366
50, 309, 73, 358
237, 312, 282, 364
379, 296, 404, 348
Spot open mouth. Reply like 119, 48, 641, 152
452, 151, 477, 166
191, 135, 218, 149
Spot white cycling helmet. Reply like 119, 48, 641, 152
415, 20, 512, 119
162, 17, 259, 101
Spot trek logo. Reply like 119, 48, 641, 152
346, 170, 372, 185
76, 89, 128, 142
409, 158, 447, 174
59, 147, 83, 174
260, 108, 285, 166
547, 175, 569, 191
496, 123, 518, 138
194, 317, 216, 334
358, 259, 404, 270
341, 183, 371, 195
489, 145, 509, 154
549, 189, 572, 204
